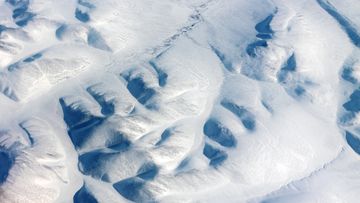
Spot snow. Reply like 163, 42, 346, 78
0, 0, 360, 202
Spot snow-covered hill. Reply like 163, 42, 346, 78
0, 0, 360, 202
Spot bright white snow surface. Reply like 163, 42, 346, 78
0, 0, 360, 202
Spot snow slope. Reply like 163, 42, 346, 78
0, 0, 360, 202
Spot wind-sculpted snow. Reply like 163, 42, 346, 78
210, 45, 234, 72
246, 13, 274, 58
277, 53, 296, 82
203, 119, 237, 147
0, 44, 109, 101
124, 75, 156, 107
317, 0, 360, 48
0, 118, 68, 202
221, 101, 256, 131
346, 131, 360, 155
255, 14, 274, 40
149, 61, 168, 87
6, 0, 35, 27
56, 25, 111, 52
203, 143, 228, 167
0, 0, 360, 202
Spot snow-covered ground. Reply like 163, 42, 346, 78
0, 0, 360, 202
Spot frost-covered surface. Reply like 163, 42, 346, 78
0, 0, 360, 202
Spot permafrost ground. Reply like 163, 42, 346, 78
0, 0, 360, 202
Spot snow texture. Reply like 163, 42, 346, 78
0, 0, 360, 202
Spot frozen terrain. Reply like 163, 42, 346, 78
0, 0, 360, 202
